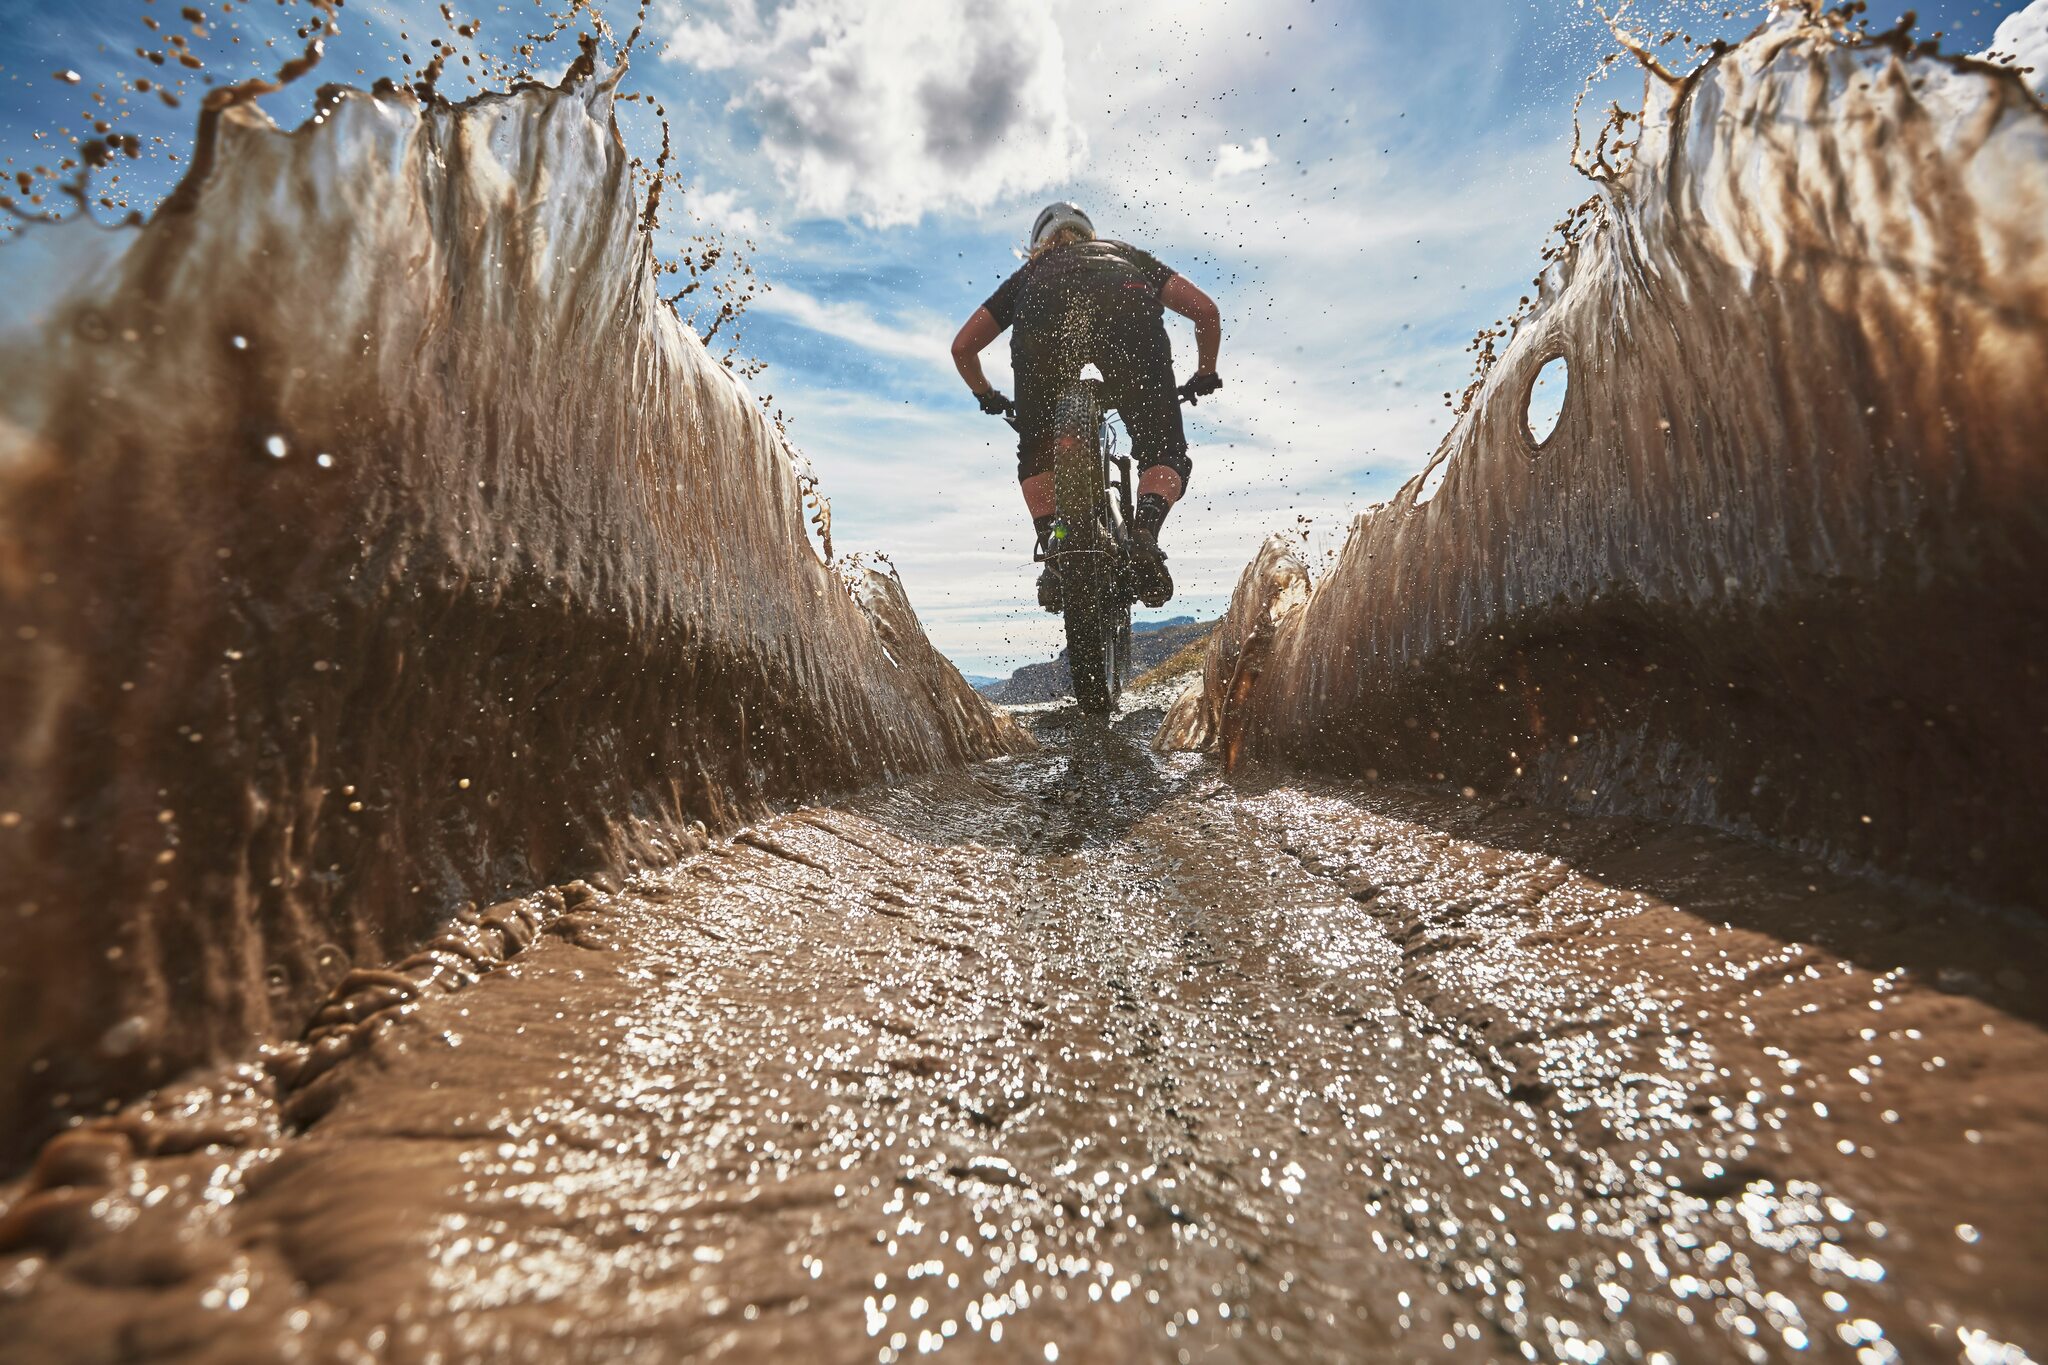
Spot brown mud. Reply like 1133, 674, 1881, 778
0, 67, 1026, 1165
2, 703, 2042, 1363
1161, 13, 2048, 911
5, 8, 2046, 1360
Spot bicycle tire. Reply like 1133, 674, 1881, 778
1050, 390, 1122, 715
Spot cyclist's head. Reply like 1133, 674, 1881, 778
1030, 201, 1094, 255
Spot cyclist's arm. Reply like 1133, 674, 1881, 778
951, 306, 1005, 395
1161, 275, 1221, 374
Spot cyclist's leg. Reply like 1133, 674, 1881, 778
1012, 339, 1068, 528
1014, 394, 1056, 526
1100, 321, 1190, 537
1097, 320, 1185, 608
1011, 355, 1070, 611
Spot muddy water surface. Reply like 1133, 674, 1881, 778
2, 706, 2043, 1363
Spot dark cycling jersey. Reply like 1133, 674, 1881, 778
982, 240, 1178, 341
983, 241, 1191, 485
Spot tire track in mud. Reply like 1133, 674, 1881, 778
1, 715, 2043, 1363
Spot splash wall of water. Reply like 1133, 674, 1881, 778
1163, 13, 2048, 908
0, 69, 1027, 1160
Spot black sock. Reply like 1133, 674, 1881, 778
1134, 492, 1171, 540
1033, 513, 1056, 550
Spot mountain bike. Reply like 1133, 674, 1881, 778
997, 379, 1199, 716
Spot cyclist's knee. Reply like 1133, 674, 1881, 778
1139, 446, 1193, 491
1137, 463, 1186, 504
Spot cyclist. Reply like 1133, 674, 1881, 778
950, 201, 1222, 611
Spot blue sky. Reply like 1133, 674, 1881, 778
0, 0, 2031, 674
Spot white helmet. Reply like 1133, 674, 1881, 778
1030, 201, 1094, 248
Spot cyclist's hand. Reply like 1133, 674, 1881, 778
975, 389, 1014, 416
1179, 371, 1223, 404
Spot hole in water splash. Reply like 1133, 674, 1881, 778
1526, 354, 1569, 447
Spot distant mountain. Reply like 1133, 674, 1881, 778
959, 673, 1007, 690
978, 618, 1216, 704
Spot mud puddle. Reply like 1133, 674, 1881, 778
2, 706, 2043, 1363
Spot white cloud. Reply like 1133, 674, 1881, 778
660, 0, 764, 71
662, 0, 1086, 227
1212, 137, 1274, 180
680, 185, 773, 239
752, 283, 962, 370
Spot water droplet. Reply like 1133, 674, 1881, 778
99, 1015, 147, 1057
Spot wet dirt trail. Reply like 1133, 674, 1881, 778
4, 706, 2045, 1364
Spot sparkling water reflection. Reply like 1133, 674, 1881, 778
4, 705, 2041, 1362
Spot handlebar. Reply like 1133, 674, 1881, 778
981, 380, 1211, 427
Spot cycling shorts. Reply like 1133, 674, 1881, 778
1011, 317, 1192, 487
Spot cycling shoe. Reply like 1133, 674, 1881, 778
1127, 537, 1173, 609
1036, 563, 1065, 613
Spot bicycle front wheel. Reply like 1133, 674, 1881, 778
1063, 555, 1122, 714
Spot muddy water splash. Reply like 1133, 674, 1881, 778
1162, 11, 2048, 908
0, 66, 1026, 1162
2, 707, 2043, 1361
